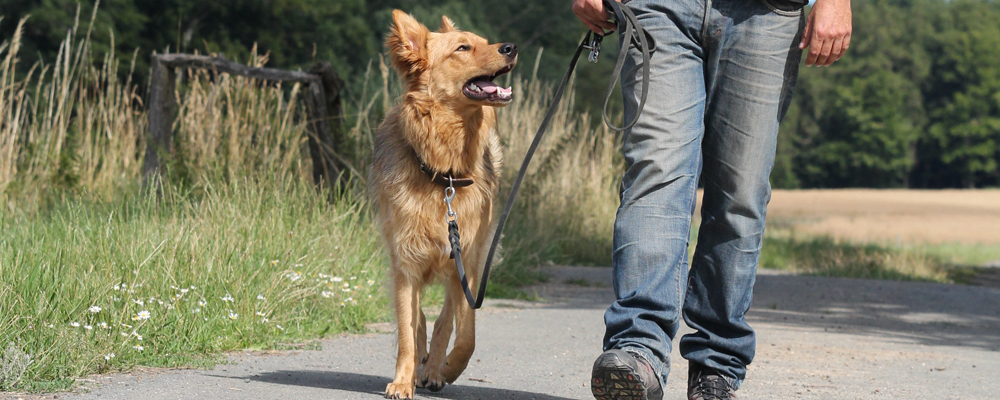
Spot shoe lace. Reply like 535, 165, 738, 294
690, 374, 734, 399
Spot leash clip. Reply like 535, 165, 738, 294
443, 178, 457, 222
583, 34, 603, 63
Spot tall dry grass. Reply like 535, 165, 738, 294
495, 51, 622, 266
1, 13, 145, 203
172, 49, 311, 189
0, 12, 316, 205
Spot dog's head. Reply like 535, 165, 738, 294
387, 10, 517, 108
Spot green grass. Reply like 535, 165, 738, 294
0, 180, 388, 391
759, 235, 949, 282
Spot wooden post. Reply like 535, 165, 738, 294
142, 54, 177, 188
306, 61, 345, 188
141, 53, 347, 191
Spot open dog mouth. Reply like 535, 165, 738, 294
463, 65, 514, 103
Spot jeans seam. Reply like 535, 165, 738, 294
700, 0, 712, 50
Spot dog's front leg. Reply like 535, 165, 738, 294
418, 290, 454, 391
386, 270, 419, 399
441, 271, 476, 383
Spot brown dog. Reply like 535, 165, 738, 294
369, 10, 517, 400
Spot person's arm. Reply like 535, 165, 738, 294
800, 0, 853, 66
572, 0, 619, 35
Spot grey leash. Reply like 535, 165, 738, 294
451, 0, 655, 309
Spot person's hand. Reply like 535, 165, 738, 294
799, 0, 852, 66
572, 0, 618, 35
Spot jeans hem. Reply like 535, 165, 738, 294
624, 347, 666, 386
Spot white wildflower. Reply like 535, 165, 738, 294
70, 322, 81, 328
89, 305, 102, 313
332, 276, 343, 283
220, 294, 234, 303
84, 325, 93, 330
133, 345, 144, 351
228, 310, 238, 320
104, 353, 115, 361
134, 310, 151, 321
256, 294, 266, 301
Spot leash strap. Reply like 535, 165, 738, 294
601, 0, 654, 132
458, 0, 655, 309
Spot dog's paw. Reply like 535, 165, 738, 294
417, 364, 447, 392
441, 360, 470, 384
385, 382, 414, 399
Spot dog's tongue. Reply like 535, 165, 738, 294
472, 78, 512, 98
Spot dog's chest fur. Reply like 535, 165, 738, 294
369, 105, 502, 280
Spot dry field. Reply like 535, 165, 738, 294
697, 189, 1000, 245
765, 189, 1000, 245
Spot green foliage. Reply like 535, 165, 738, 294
0, 0, 375, 83
782, 0, 1000, 188
921, 0, 1000, 187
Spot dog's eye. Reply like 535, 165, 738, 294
456, 45, 471, 52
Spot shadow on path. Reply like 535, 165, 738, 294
529, 266, 1000, 352
225, 370, 578, 400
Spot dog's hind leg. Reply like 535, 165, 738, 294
441, 270, 476, 383
417, 289, 453, 391
385, 269, 418, 399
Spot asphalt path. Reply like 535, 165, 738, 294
19, 266, 1000, 400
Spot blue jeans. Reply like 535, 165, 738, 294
602, 0, 803, 390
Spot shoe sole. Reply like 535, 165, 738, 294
591, 352, 652, 400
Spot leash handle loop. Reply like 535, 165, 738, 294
601, 0, 654, 132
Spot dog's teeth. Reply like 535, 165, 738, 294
470, 84, 480, 91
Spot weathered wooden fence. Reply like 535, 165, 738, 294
141, 54, 346, 188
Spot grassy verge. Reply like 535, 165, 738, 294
0, 181, 387, 391
759, 235, 949, 282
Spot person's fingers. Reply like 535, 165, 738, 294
583, 20, 605, 34
596, 19, 618, 31
585, 4, 617, 31
805, 36, 821, 66
799, 15, 814, 50
814, 36, 835, 66
573, 0, 616, 34
825, 36, 845, 65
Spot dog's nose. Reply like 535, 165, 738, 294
498, 43, 517, 57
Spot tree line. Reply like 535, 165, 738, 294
1, 0, 997, 188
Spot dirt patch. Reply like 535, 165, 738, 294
697, 189, 1000, 245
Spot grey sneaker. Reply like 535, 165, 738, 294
591, 349, 663, 400
687, 362, 737, 400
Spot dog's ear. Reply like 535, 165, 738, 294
387, 10, 430, 77
438, 16, 457, 33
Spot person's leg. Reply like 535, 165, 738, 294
601, 0, 708, 387
679, 0, 804, 390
